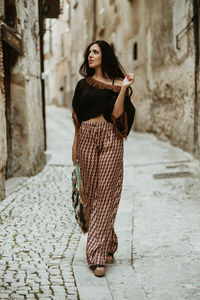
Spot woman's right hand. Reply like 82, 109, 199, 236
122, 73, 134, 87
72, 143, 77, 166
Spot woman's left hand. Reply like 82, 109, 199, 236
122, 73, 135, 87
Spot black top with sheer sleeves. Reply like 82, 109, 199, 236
72, 76, 136, 139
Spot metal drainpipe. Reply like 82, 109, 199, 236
193, 0, 200, 158
93, 0, 97, 41
38, 0, 47, 151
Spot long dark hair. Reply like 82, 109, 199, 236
79, 40, 133, 96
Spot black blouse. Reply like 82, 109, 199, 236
72, 76, 136, 139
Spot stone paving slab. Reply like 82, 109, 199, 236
105, 265, 146, 300
72, 172, 146, 299
5, 177, 29, 197
73, 234, 87, 266
124, 129, 200, 300
73, 265, 113, 300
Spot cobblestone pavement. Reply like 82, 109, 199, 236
0, 106, 82, 299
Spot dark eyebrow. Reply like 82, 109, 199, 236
88, 49, 99, 53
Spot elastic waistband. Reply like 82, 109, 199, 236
81, 121, 113, 128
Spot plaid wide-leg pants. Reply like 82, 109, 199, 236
76, 120, 124, 266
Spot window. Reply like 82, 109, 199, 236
133, 42, 138, 60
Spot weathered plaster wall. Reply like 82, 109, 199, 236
0, 0, 46, 200
64, 0, 199, 158
44, 19, 67, 106
44, 1, 72, 107
145, 0, 195, 154
7, 0, 45, 177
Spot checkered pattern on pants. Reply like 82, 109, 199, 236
76, 120, 124, 265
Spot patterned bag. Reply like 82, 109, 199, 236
71, 159, 90, 234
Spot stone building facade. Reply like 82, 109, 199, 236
44, 0, 200, 159
0, 0, 46, 201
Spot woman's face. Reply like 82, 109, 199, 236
88, 43, 102, 69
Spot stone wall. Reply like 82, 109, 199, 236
0, 0, 46, 201
144, 0, 196, 155
6, 0, 45, 177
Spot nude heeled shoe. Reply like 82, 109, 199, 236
106, 252, 114, 264
90, 264, 106, 277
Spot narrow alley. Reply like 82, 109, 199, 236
0, 105, 199, 300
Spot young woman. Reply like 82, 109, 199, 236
72, 40, 135, 277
